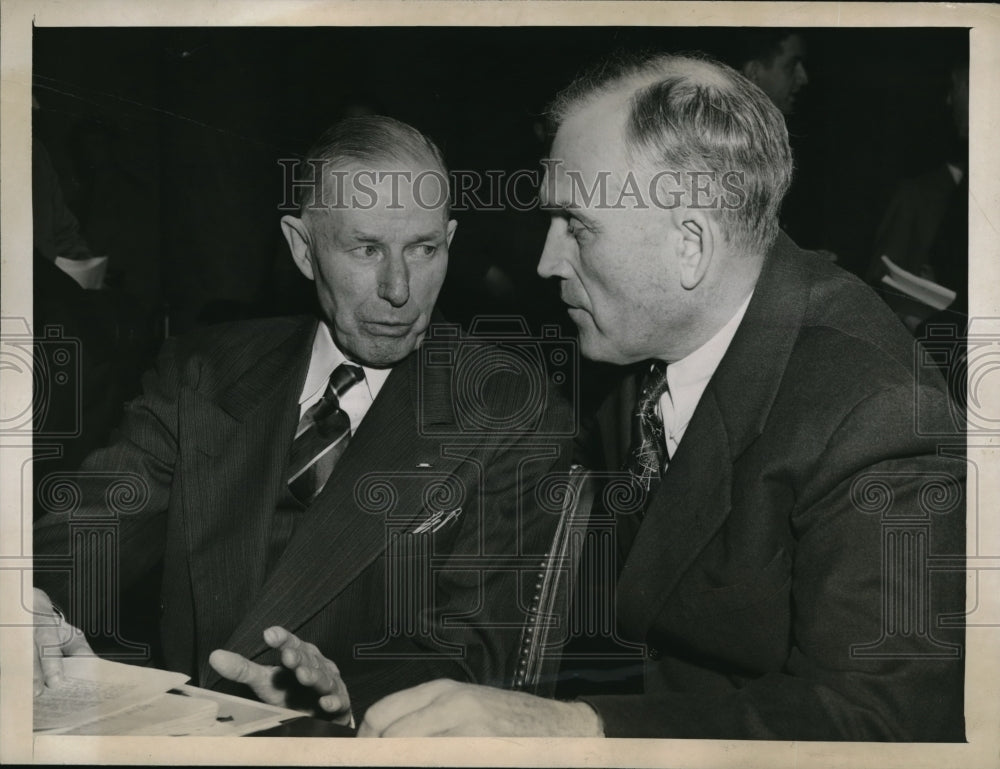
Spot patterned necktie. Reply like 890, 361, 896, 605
613, 361, 671, 563
287, 362, 365, 505
627, 360, 671, 496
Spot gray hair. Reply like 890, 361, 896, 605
296, 115, 450, 215
547, 52, 793, 257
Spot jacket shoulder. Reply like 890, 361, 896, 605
789, 249, 932, 390
167, 316, 314, 390
766, 252, 956, 453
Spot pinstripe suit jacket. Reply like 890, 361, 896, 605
35, 316, 573, 717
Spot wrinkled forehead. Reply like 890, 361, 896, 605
305, 157, 451, 222
542, 90, 680, 211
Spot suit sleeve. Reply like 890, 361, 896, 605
581, 383, 965, 740
33, 339, 183, 622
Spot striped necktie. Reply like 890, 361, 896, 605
287, 362, 365, 505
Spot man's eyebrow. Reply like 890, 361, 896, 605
406, 232, 445, 244
343, 230, 444, 244
343, 231, 383, 243
547, 204, 600, 228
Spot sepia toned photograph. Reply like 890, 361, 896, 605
1, 2, 998, 766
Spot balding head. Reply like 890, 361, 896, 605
296, 115, 450, 218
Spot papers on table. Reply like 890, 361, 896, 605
166, 684, 306, 737
34, 658, 188, 733
880, 255, 957, 311
34, 657, 303, 736
56, 691, 220, 736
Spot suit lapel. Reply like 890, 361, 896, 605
614, 236, 812, 639
708, 233, 811, 458
210, 347, 465, 679
183, 318, 315, 670
617, 391, 732, 640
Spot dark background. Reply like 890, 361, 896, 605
33, 26, 968, 336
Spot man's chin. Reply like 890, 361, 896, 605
573, 327, 644, 366
348, 331, 424, 369
567, 313, 609, 361
574, 329, 618, 365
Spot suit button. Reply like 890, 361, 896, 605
647, 646, 660, 660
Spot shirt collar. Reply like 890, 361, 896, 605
300, 322, 393, 405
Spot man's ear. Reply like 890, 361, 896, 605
446, 219, 458, 247
281, 215, 314, 281
675, 211, 714, 290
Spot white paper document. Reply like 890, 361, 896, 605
167, 684, 304, 736
34, 657, 189, 733
34, 657, 304, 736
880, 254, 957, 311
57, 692, 220, 736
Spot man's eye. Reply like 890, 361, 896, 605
358, 245, 379, 257
415, 244, 437, 258
567, 218, 586, 239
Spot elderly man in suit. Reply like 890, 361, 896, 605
33, 116, 571, 723
357, 54, 965, 740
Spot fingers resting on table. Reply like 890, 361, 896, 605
33, 587, 93, 697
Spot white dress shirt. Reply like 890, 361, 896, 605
298, 323, 393, 433
657, 292, 753, 460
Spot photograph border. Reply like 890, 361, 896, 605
2, 1, 998, 766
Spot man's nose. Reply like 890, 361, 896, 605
537, 220, 572, 280
378, 252, 411, 307
795, 63, 808, 87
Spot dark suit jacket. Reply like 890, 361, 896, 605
35, 316, 572, 717
576, 234, 965, 740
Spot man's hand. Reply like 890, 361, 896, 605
33, 587, 93, 697
209, 626, 351, 724
358, 679, 604, 737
